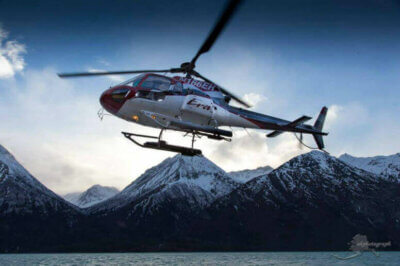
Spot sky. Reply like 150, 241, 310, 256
0, 0, 399, 194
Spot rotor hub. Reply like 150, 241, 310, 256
180, 62, 195, 73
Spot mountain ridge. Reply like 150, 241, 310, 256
1, 144, 399, 252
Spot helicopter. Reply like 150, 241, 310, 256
58, 0, 328, 156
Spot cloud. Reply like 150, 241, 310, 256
243, 93, 267, 108
0, 25, 26, 79
208, 129, 305, 170
325, 103, 368, 131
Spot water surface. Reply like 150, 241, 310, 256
0, 252, 398, 265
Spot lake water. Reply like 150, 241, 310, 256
0, 252, 399, 265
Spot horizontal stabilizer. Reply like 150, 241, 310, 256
267, 115, 312, 138
287, 115, 312, 127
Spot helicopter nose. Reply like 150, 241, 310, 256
99, 89, 120, 114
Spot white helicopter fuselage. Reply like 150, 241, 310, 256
114, 89, 255, 129
99, 74, 327, 149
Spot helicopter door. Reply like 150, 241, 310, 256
180, 91, 214, 126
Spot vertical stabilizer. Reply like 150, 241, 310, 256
314, 106, 328, 131
313, 106, 328, 150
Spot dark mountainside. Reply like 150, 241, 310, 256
0, 144, 399, 252
187, 151, 400, 251
0, 145, 82, 252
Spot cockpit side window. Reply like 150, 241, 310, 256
135, 90, 166, 101
141, 75, 171, 91
187, 88, 209, 98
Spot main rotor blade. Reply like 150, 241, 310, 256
192, 70, 251, 108
58, 69, 175, 78
191, 0, 242, 66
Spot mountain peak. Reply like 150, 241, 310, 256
86, 184, 118, 192
124, 154, 236, 196
76, 185, 119, 208
0, 144, 48, 190
242, 150, 381, 202
303, 150, 330, 158
90, 154, 239, 213
126, 154, 227, 189
291, 150, 335, 171
0, 144, 78, 214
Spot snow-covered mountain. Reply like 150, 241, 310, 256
195, 151, 400, 250
339, 153, 400, 182
0, 144, 78, 215
228, 165, 273, 183
90, 154, 239, 215
2, 145, 399, 252
83, 154, 240, 247
64, 185, 119, 208
213, 151, 384, 213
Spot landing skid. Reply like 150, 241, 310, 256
122, 131, 202, 156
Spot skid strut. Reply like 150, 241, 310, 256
122, 131, 202, 156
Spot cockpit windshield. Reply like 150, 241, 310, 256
141, 75, 171, 91
111, 88, 130, 102
131, 76, 142, 87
